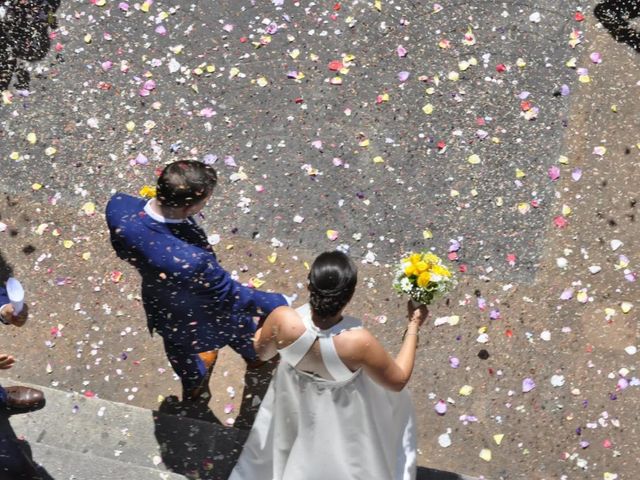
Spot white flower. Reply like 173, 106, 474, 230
400, 277, 412, 292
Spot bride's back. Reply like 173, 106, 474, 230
272, 305, 365, 381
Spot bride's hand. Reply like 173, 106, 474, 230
407, 301, 428, 328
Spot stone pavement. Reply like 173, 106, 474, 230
1, 1, 639, 479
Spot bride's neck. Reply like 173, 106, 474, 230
311, 311, 343, 328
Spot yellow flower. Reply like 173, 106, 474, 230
432, 264, 452, 277
417, 272, 431, 287
404, 264, 417, 277
139, 185, 157, 198
415, 261, 428, 273
423, 253, 440, 264
410, 253, 422, 265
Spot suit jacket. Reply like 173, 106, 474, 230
105, 193, 286, 352
0, 287, 8, 309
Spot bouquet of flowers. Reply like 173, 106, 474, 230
393, 251, 455, 305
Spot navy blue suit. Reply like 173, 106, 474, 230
0, 287, 8, 407
105, 193, 286, 390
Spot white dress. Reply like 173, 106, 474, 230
229, 304, 417, 480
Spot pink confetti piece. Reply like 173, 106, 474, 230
398, 71, 410, 82
548, 165, 560, 181
554, 216, 568, 228
134, 153, 148, 165
143, 80, 156, 91
559, 288, 574, 300
265, 22, 278, 35
616, 378, 629, 391
434, 400, 447, 415
571, 168, 582, 181
522, 378, 536, 393
397, 45, 407, 58
590, 52, 602, 64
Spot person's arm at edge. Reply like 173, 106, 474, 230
0, 286, 28, 327
347, 303, 427, 392
196, 256, 287, 319
254, 305, 286, 361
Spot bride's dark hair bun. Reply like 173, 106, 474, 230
308, 251, 357, 317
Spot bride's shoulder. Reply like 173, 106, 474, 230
269, 305, 299, 323
333, 326, 377, 358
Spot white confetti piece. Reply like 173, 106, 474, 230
550, 375, 565, 387
610, 239, 623, 251
438, 432, 452, 448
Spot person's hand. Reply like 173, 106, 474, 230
407, 301, 428, 328
0, 354, 15, 370
0, 303, 29, 327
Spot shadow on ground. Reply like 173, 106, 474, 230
594, 0, 640, 51
418, 466, 475, 480
0, 0, 61, 90
0, 414, 53, 480
153, 360, 275, 479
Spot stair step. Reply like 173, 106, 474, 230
2, 378, 247, 479
29, 443, 187, 480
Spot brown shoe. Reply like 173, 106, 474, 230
4, 386, 46, 413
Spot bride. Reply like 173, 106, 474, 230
230, 250, 428, 480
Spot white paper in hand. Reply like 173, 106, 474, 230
6, 277, 25, 314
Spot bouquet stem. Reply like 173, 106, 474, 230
410, 299, 423, 308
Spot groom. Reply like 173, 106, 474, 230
106, 160, 288, 401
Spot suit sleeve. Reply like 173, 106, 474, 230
195, 255, 287, 319
0, 286, 10, 324
0, 286, 9, 307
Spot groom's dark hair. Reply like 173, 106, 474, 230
156, 160, 218, 208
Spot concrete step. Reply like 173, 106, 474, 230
28, 443, 186, 480
1, 378, 247, 479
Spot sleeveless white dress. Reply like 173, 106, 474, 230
229, 304, 417, 480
